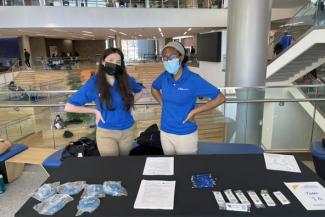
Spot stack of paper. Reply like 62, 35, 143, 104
264, 153, 301, 173
134, 180, 176, 210
143, 157, 174, 176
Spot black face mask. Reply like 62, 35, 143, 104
103, 62, 122, 76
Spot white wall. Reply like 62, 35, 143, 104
189, 62, 225, 88
0, 7, 298, 28
0, 7, 227, 28
261, 88, 324, 151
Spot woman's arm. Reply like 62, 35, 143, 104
151, 87, 163, 106
183, 93, 225, 124
64, 103, 105, 124
134, 89, 145, 103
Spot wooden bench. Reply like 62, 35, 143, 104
5, 147, 56, 182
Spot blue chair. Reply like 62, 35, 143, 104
198, 142, 264, 155
42, 148, 64, 174
0, 144, 28, 183
311, 142, 325, 180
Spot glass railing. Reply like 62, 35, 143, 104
270, 0, 325, 60
0, 114, 35, 142
0, 85, 325, 152
0, 0, 226, 8
0, 58, 22, 86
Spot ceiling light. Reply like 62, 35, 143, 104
187, 28, 192, 31
119, 32, 127, 36
82, 33, 95, 37
82, 30, 93, 34
138, 34, 143, 37
53, 29, 68, 33
158, 28, 162, 32
109, 29, 117, 32
184, 32, 187, 35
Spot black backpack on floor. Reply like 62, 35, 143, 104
130, 124, 164, 155
61, 137, 100, 161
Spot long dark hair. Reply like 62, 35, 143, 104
97, 48, 134, 111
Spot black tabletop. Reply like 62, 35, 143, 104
16, 155, 325, 217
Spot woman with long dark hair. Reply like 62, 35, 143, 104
65, 48, 144, 156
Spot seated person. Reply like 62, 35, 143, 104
53, 115, 65, 129
8, 81, 18, 91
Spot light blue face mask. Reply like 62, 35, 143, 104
163, 58, 180, 75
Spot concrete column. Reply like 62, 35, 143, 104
20, 35, 32, 68
145, 0, 150, 8
157, 38, 165, 56
115, 35, 122, 49
29, 37, 47, 66
225, 0, 272, 144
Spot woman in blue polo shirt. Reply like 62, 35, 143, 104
65, 48, 144, 156
151, 41, 225, 155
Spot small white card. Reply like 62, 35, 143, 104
264, 153, 301, 173
134, 180, 176, 210
143, 157, 174, 176
285, 182, 325, 210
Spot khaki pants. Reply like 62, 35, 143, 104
160, 130, 198, 155
96, 125, 134, 156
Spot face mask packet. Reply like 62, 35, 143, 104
212, 191, 226, 210
76, 196, 100, 216
33, 194, 73, 215
247, 190, 265, 208
32, 182, 60, 201
273, 191, 291, 205
224, 189, 238, 203
103, 181, 128, 196
191, 173, 216, 189
260, 190, 276, 207
234, 190, 251, 207
225, 203, 251, 213
81, 184, 105, 199
57, 181, 86, 196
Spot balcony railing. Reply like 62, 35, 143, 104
0, 85, 324, 152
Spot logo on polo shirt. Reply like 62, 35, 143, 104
177, 87, 190, 91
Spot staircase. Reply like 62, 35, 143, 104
14, 70, 69, 90
266, 28, 325, 85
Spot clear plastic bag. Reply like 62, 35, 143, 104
81, 184, 105, 198
57, 181, 86, 195
76, 196, 100, 216
32, 182, 60, 201
103, 181, 128, 196
33, 194, 73, 215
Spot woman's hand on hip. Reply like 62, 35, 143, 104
183, 110, 196, 124
95, 110, 105, 125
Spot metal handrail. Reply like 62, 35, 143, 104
0, 114, 34, 128
1, 98, 325, 108
2, 83, 325, 94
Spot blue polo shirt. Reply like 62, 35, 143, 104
68, 75, 143, 130
152, 65, 221, 135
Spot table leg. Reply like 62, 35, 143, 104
5, 161, 25, 183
